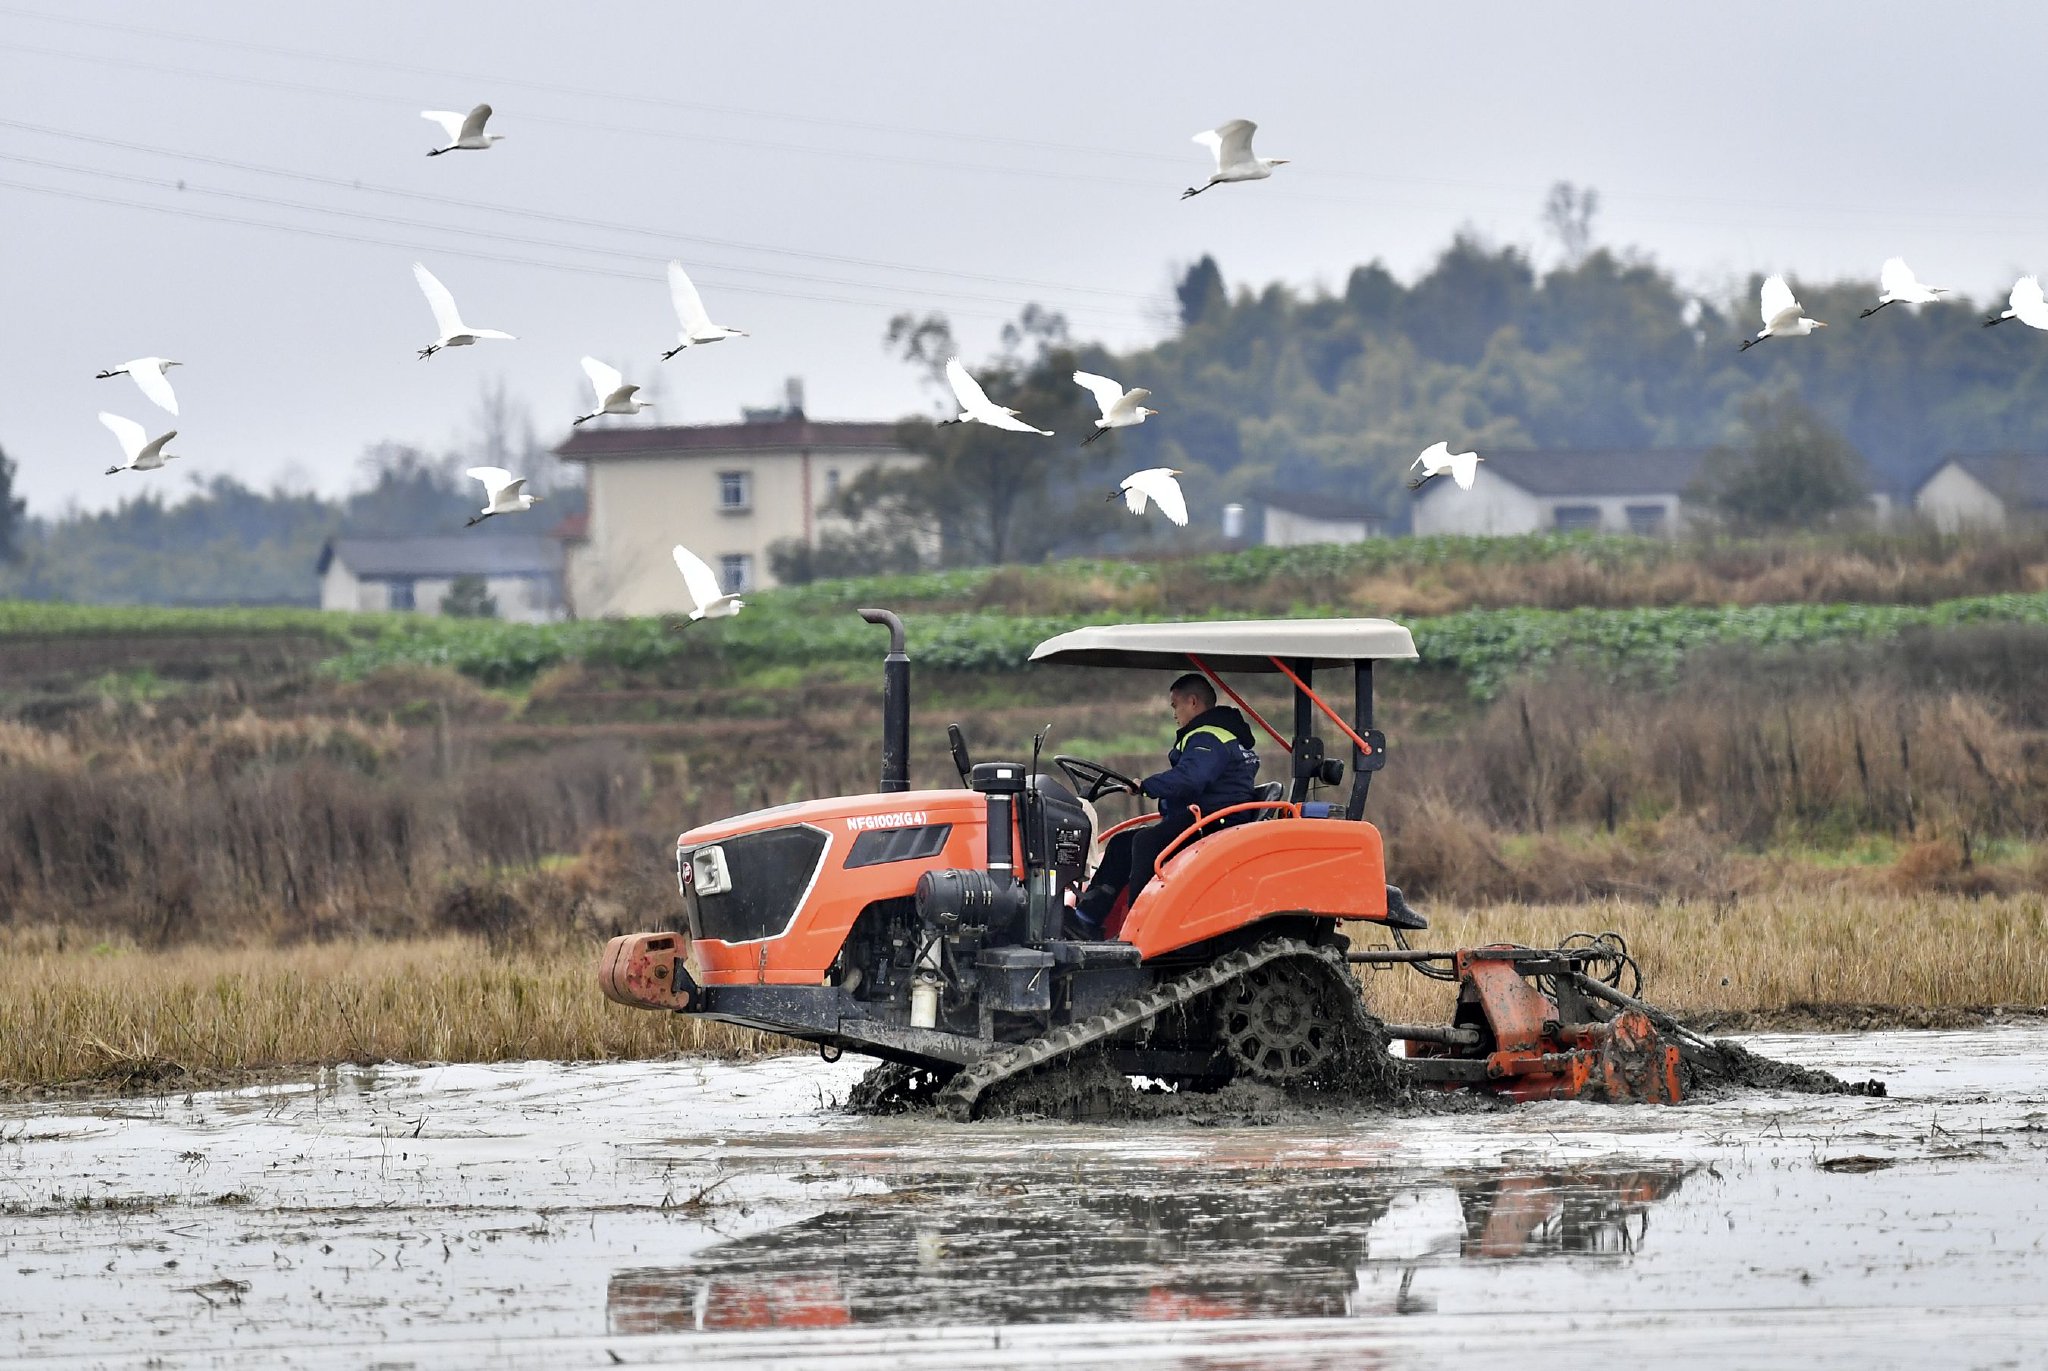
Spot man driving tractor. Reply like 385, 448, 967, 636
1070, 672, 1260, 936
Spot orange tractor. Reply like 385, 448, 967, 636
600, 611, 1693, 1118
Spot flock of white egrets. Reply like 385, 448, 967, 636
103, 103, 2013, 612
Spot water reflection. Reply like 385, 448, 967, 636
608, 1162, 1690, 1334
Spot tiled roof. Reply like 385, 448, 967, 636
1419, 448, 1708, 499
317, 535, 562, 579
1925, 453, 2048, 509
554, 418, 905, 459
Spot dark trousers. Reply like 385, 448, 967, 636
1074, 818, 1190, 928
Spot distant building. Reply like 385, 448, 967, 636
554, 384, 921, 618
1410, 449, 1705, 537
1913, 453, 2048, 531
317, 535, 565, 621
1256, 490, 1386, 546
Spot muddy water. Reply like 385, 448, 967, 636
3, 1028, 2047, 1369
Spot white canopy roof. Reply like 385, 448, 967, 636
1029, 619, 1417, 672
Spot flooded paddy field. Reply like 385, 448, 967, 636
4, 1027, 2048, 1369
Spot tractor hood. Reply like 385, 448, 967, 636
678, 788, 984, 851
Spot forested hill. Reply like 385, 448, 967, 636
1085, 239, 2048, 513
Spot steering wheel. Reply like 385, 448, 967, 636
1053, 754, 1143, 803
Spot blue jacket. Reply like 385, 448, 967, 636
1141, 706, 1260, 829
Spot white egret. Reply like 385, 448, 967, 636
1408, 441, 1482, 491
1073, 371, 1159, 445
1860, 258, 1947, 318
99, 412, 178, 475
94, 357, 181, 416
575, 357, 654, 425
1983, 276, 2048, 330
1107, 467, 1188, 525
672, 543, 744, 622
423, 104, 501, 156
661, 263, 747, 359
1740, 275, 1825, 350
413, 263, 516, 359
464, 466, 543, 526
940, 357, 1051, 435
1182, 119, 1289, 200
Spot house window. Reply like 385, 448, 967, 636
1552, 505, 1601, 533
824, 467, 841, 498
387, 579, 416, 611
1625, 503, 1669, 536
718, 470, 751, 512
719, 554, 752, 593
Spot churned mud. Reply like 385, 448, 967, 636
3, 1028, 2047, 1369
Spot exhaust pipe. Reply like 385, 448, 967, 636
858, 608, 910, 794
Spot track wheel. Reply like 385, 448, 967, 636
845, 1061, 955, 1114
1218, 959, 1342, 1084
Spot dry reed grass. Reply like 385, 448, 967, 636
4, 890, 2042, 1090
0, 932, 765, 1090
1358, 890, 2048, 1025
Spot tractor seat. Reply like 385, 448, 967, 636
1252, 780, 1288, 814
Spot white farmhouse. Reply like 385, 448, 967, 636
1914, 454, 2048, 531
317, 535, 565, 621
554, 410, 922, 618
1410, 449, 1706, 537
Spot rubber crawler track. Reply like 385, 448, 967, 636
933, 937, 1384, 1122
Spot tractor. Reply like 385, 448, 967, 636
600, 609, 1700, 1119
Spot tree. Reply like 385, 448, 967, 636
1690, 392, 1868, 529
1175, 256, 1226, 328
768, 528, 927, 585
0, 442, 27, 563
837, 308, 1122, 566
440, 574, 497, 618
1542, 182, 1601, 266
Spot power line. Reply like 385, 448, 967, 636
0, 148, 1156, 324
0, 115, 1157, 304
0, 173, 1146, 331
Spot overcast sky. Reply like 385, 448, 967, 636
7, 1, 2048, 515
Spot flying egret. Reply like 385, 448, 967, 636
464, 466, 543, 526
1739, 275, 1825, 350
575, 357, 654, 425
94, 357, 181, 416
672, 543, 744, 623
1182, 119, 1289, 200
99, 412, 178, 476
661, 263, 747, 359
1983, 276, 2048, 330
1408, 441, 1483, 491
1860, 258, 1947, 318
940, 357, 1051, 435
1106, 467, 1188, 525
1074, 371, 1160, 445
413, 263, 516, 359
422, 104, 501, 156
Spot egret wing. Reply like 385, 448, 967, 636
498, 477, 528, 505
1072, 370, 1126, 417
99, 412, 146, 461
671, 543, 724, 610
1126, 468, 1188, 525
1122, 484, 1151, 516
421, 110, 466, 140
581, 356, 624, 402
2015, 277, 2044, 310
1212, 118, 1258, 169
414, 263, 464, 336
945, 357, 997, 414
458, 104, 493, 141
129, 360, 179, 416
668, 262, 711, 333
1449, 451, 1480, 490
138, 432, 177, 464
466, 466, 515, 499
1879, 257, 1913, 297
1415, 440, 1450, 473
1759, 275, 1796, 327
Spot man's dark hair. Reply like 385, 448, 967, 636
1168, 673, 1216, 710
